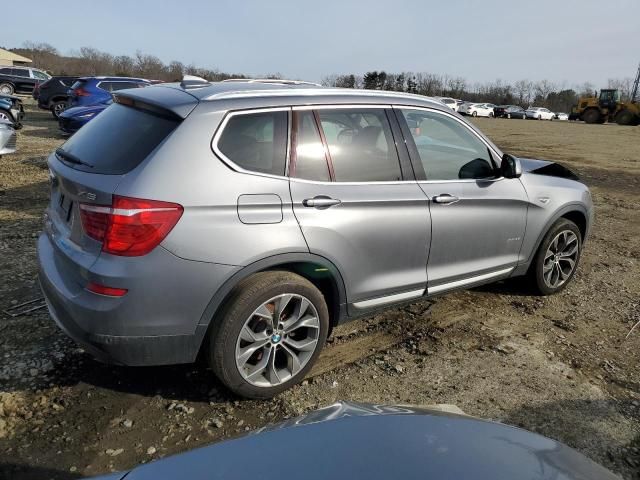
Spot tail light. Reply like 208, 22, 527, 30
74, 87, 90, 97
79, 196, 183, 256
86, 282, 128, 297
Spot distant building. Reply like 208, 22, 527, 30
0, 48, 32, 67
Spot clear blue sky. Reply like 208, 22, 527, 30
4, 0, 639, 86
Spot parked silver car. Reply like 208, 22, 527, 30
38, 78, 593, 398
0, 119, 16, 156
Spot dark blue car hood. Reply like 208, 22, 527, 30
89, 402, 617, 480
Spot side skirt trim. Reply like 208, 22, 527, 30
428, 267, 514, 295
352, 288, 425, 310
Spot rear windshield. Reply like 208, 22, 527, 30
59, 103, 180, 174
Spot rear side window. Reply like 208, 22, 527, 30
217, 111, 288, 176
318, 109, 402, 182
58, 103, 179, 174
293, 111, 330, 182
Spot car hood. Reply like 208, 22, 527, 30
88, 402, 617, 480
519, 157, 580, 180
60, 104, 109, 118
0, 93, 21, 102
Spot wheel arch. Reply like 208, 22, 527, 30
514, 203, 590, 277
194, 253, 348, 359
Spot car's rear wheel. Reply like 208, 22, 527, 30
208, 271, 329, 398
0, 83, 14, 95
51, 100, 67, 119
529, 218, 582, 295
471, 111, 477, 117
507, 113, 511, 119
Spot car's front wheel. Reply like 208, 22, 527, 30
0, 109, 15, 124
529, 218, 582, 295
208, 271, 329, 398
471, 111, 477, 117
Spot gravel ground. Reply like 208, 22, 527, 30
0, 101, 639, 479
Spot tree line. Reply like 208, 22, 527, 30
8, 42, 252, 83
6, 42, 637, 113
322, 72, 637, 113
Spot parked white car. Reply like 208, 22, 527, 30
526, 107, 555, 120
554, 112, 569, 121
436, 97, 459, 111
459, 103, 495, 117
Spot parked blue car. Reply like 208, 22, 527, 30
67, 76, 149, 108
58, 99, 112, 135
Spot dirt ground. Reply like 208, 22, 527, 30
0, 101, 639, 480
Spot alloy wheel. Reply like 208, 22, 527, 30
235, 294, 320, 387
543, 230, 579, 289
53, 103, 66, 117
0, 111, 11, 122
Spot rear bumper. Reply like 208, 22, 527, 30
37, 232, 238, 366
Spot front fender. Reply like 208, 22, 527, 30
513, 201, 591, 277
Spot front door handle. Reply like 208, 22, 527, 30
433, 194, 460, 204
302, 196, 342, 209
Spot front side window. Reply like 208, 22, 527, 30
317, 108, 401, 182
33, 70, 48, 80
217, 111, 288, 176
400, 109, 496, 181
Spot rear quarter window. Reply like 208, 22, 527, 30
216, 111, 288, 176
58, 103, 180, 174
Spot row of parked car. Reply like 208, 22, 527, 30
0, 67, 571, 156
436, 96, 569, 120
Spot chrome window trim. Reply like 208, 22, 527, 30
292, 104, 392, 111
392, 104, 503, 176
211, 107, 293, 181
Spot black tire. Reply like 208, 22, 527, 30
616, 109, 636, 125
50, 100, 67, 119
582, 108, 601, 124
0, 83, 14, 95
528, 218, 582, 296
208, 271, 329, 398
489, 112, 494, 118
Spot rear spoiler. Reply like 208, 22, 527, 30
113, 85, 199, 119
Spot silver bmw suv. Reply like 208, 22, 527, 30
38, 78, 593, 398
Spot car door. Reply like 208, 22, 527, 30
395, 106, 528, 294
289, 106, 431, 311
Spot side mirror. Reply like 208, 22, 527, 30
501, 154, 522, 179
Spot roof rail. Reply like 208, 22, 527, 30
180, 75, 210, 89
222, 78, 322, 87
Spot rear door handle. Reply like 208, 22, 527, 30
433, 194, 460, 204
302, 196, 342, 209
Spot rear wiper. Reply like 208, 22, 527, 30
55, 148, 93, 168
